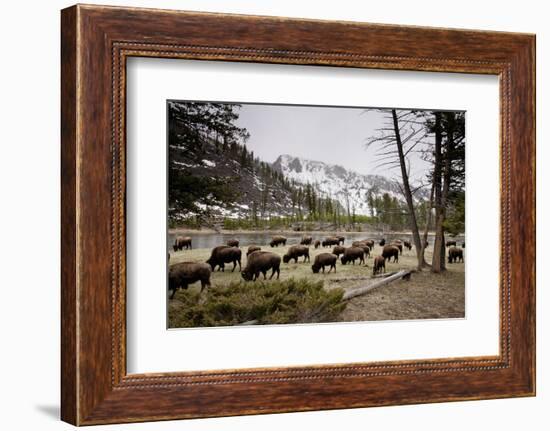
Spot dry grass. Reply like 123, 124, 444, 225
169, 242, 465, 324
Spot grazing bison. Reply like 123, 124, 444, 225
379, 238, 386, 246
332, 245, 346, 257
270, 235, 287, 247
173, 236, 192, 251
448, 247, 464, 263
403, 240, 412, 250
352, 241, 371, 258
362, 239, 375, 249
390, 242, 403, 255
241, 251, 281, 281
336, 235, 346, 245
340, 247, 365, 265
283, 245, 310, 263
300, 236, 313, 245
373, 255, 386, 276
226, 238, 239, 247
382, 245, 399, 263
311, 253, 337, 274
246, 245, 261, 256
446, 240, 457, 247
168, 262, 211, 299
314, 240, 321, 249
206, 245, 242, 272
322, 237, 340, 247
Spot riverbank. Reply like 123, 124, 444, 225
169, 227, 445, 237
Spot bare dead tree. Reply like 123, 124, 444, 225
365, 109, 431, 269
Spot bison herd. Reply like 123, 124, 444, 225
168, 234, 465, 298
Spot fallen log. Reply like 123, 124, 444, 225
238, 319, 259, 326
342, 270, 412, 300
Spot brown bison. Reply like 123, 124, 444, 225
311, 253, 337, 274
322, 237, 340, 247
246, 245, 261, 256
241, 251, 281, 281
340, 247, 365, 265
446, 240, 457, 247
173, 236, 192, 251
331, 245, 346, 257
403, 240, 412, 251
336, 235, 346, 245
314, 240, 321, 249
390, 242, 403, 255
270, 235, 287, 247
168, 262, 211, 299
379, 238, 386, 246
373, 256, 386, 276
448, 247, 464, 263
226, 238, 240, 247
300, 236, 313, 245
283, 245, 310, 263
352, 241, 371, 258
362, 239, 375, 249
206, 245, 242, 272
382, 245, 399, 263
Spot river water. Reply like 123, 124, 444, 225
167, 231, 460, 251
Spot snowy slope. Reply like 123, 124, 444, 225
272, 154, 424, 216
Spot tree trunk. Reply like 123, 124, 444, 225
421, 180, 435, 263
431, 112, 446, 272
391, 109, 424, 270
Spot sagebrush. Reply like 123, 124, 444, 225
168, 278, 346, 328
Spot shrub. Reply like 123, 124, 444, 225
168, 278, 346, 328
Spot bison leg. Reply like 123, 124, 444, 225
231, 261, 237, 272
262, 271, 267, 280
169, 287, 177, 299
238, 258, 242, 271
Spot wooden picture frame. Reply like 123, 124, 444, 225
61, 4, 535, 425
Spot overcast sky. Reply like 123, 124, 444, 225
234, 103, 433, 183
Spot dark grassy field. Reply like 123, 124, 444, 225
168, 241, 465, 327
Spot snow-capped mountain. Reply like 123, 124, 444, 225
272, 154, 424, 216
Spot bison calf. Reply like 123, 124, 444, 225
311, 253, 337, 274
168, 262, 211, 299
283, 245, 310, 263
242, 251, 281, 281
403, 240, 412, 251
373, 256, 386, 276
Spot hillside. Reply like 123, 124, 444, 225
272, 154, 427, 216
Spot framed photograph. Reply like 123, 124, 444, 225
61, 4, 535, 425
